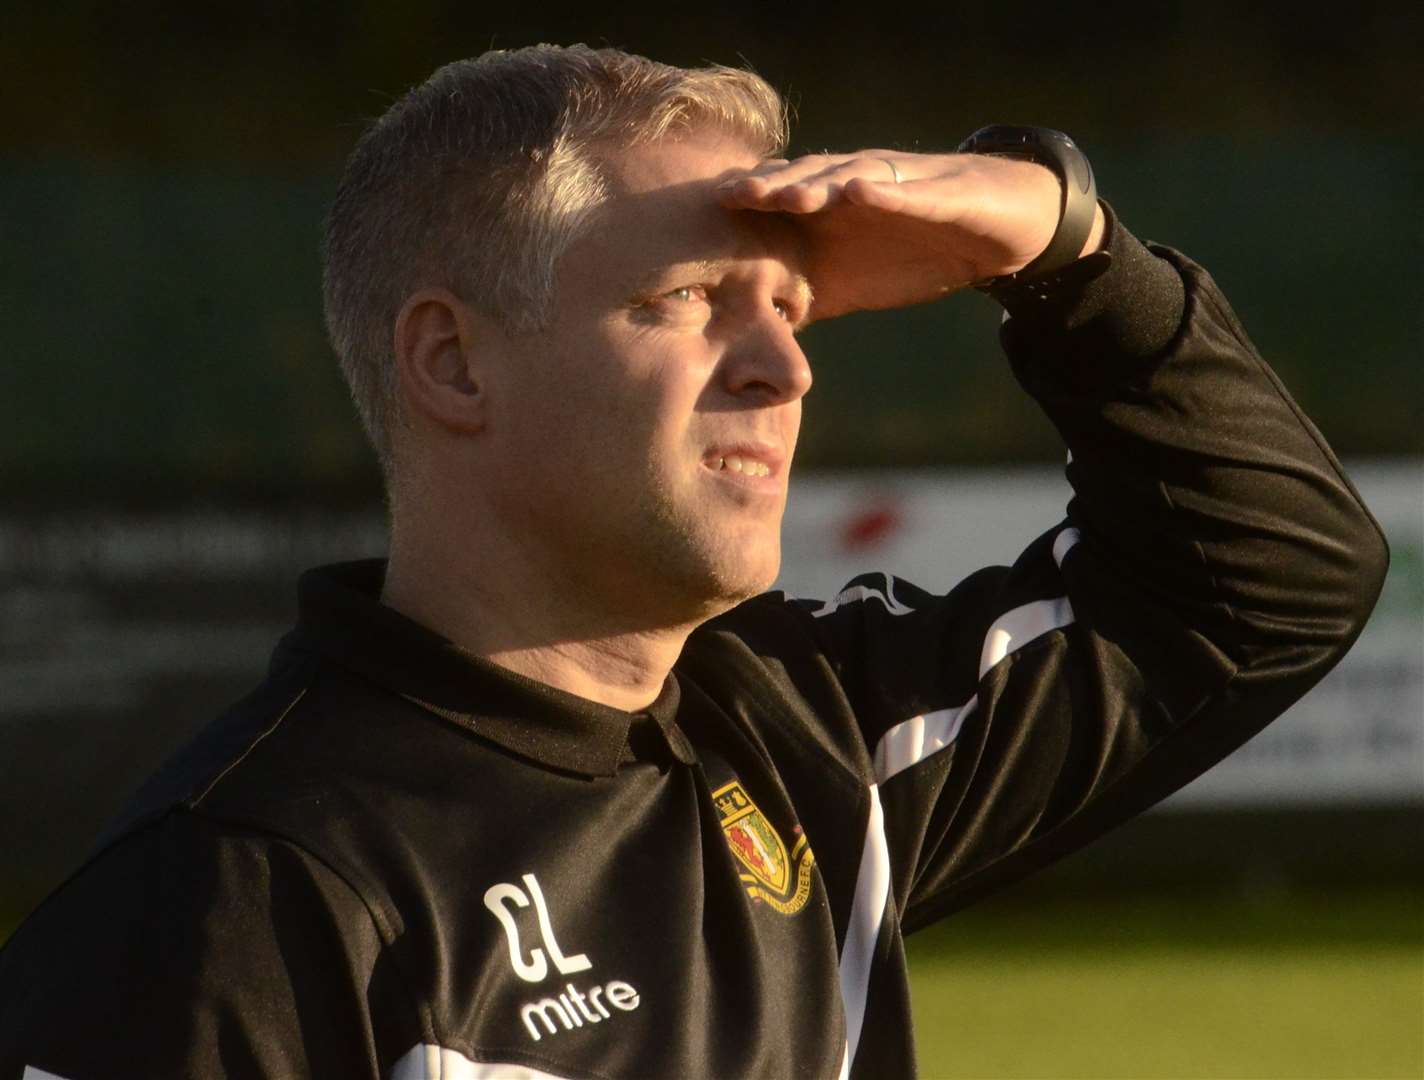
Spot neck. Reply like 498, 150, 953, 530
381, 516, 702, 713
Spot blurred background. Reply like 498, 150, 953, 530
2, 3, 1421, 1076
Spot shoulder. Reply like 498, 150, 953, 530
96, 650, 318, 846
81, 647, 454, 940
0, 809, 401, 1070
6, 809, 380, 956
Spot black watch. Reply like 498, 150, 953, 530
956, 125, 1100, 298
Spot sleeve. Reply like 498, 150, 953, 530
787, 207, 1389, 932
0, 810, 415, 1079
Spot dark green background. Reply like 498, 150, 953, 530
4, 2, 1420, 504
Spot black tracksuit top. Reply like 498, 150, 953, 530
0, 213, 1389, 1079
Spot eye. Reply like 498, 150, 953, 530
630, 283, 715, 327
773, 297, 808, 329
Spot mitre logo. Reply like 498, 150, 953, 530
712, 780, 815, 915
483, 872, 642, 1043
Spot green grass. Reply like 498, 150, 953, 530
906, 889, 1424, 1080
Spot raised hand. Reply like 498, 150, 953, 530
717, 150, 1105, 321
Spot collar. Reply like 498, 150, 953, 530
278, 559, 694, 778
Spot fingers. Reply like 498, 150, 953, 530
718, 152, 907, 214
841, 175, 958, 221
716, 154, 848, 210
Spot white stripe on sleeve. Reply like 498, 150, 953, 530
871, 526, 1082, 784
978, 595, 1075, 679
837, 784, 891, 1079
835, 527, 1085, 1077
1052, 526, 1081, 567
872, 592, 1076, 784
872, 698, 978, 783
390, 1043, 576, 1080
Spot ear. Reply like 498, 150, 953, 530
393, 287, 493, 435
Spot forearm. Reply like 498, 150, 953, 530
1005, 205, 1388, 694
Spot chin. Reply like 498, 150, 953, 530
646, 544, 777, 624
699, 547, 781, 608
638, 497, 784, 616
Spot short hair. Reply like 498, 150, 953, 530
321, 44, 788, 474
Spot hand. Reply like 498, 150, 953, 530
717, 150, 1106, 322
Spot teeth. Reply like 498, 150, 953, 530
718, 455, 770, 478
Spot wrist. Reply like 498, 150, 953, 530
998, 201, 1189, 388
957, 125, 1100, 295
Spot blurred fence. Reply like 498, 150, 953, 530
3, 461, 1420, 924
3, 136, 1421, 504
4, 125, 1422, 925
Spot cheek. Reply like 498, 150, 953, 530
507, 328, 707, 473
595, 358, 705, 458
509, 378, 659, 488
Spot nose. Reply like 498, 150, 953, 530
720, 312, 813, 405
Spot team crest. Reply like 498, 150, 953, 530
712, 780, 815, 915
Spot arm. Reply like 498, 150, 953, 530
727, 146, 1389, 925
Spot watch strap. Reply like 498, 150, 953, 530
956, 125, 1099, 297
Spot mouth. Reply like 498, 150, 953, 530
711, 453, 772, 478
702, 444, 784, 486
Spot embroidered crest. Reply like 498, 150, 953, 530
712, 779, 815, 915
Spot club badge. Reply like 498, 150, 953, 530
712, 779, 815, 915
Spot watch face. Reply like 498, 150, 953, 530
957, 124, 1074, 157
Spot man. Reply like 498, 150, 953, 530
0, 44, 1387, 1079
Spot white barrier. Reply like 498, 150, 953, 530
2, 461, 1417, 809
776, 459, 1424, 808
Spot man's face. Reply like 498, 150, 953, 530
483, 133, 813, 622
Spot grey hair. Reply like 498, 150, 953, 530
320, 44, 789, 475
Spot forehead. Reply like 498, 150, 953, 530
568, 135, 803, 285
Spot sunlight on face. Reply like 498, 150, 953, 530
484, 134, 814, 622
